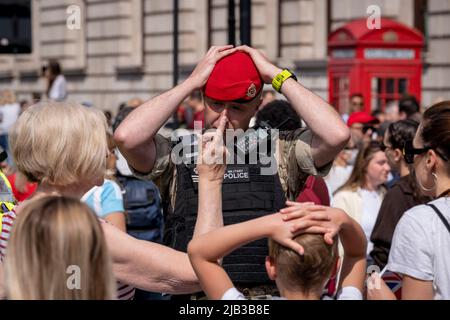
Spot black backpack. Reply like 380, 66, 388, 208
117, 175, 164, 243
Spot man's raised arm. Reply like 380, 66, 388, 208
236, 46, 350, 168
114, 46, 237, 174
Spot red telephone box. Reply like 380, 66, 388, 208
328, 18, 424, 115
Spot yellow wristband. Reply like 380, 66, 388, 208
272, 69, 297, 93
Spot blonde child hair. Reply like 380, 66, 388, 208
4, 196, 116, 299
268, 234, 338, 296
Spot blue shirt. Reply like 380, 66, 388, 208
82, 179, 125, 218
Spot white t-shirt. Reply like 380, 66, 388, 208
0, 103, 20, 135
48, 75, 67, 101
116, 149, 133, 177
82, 179, 125, 218
387, 197, 450, 300
324, 165, 353, 199
360, 189, 383, 256
221, 286, 362, 300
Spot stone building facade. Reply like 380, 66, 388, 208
0, 0, 448, 112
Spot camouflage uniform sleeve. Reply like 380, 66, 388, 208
129, 133, 175, 197
293, 128, 333, 177
277, 128, 332, 200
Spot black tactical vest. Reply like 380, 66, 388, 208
163, 132, 286, 285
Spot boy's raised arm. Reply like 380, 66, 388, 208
335, 211, 367, 294
189, 140, 306, 299
192, 113, 227, 238
188, 212, 305, 299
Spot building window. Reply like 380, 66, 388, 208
371, 77, 409, 111
332, 76, 349, 114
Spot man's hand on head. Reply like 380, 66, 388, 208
187, 46, 237, 90
235, 45, 282, 84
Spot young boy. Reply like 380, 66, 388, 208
188, 159, 367, 300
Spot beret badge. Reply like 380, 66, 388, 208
247, 83, 257, 98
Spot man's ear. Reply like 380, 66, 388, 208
265, 256, 277, 280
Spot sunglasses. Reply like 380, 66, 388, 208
362, 125, 377, 134
402, 140, 449, 164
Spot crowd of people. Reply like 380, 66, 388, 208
0, 45, 449, 300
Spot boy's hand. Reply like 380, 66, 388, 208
265, 213, 306, 255
280, 201, 347, 245
197, 112, 228, 182
267, 208, 337, 255
235, 45, 282, 84
187, 45, 237, 89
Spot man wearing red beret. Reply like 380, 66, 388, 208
347, 111, 380, 148
115, 45, 350, 298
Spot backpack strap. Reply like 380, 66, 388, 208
427, 203, 450, 235
0, 212, 3, 235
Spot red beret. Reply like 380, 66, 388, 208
347, 111, 379, 127
204, 51, 262, 102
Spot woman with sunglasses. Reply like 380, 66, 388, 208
368, 101, 450, 300
370, 120, 430, 269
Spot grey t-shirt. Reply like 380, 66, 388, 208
387, 197, 450, 300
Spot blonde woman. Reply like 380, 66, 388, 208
5, 196, 115, 300
0, 101, 221, 299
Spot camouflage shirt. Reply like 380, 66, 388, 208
130, 128, 332, 211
